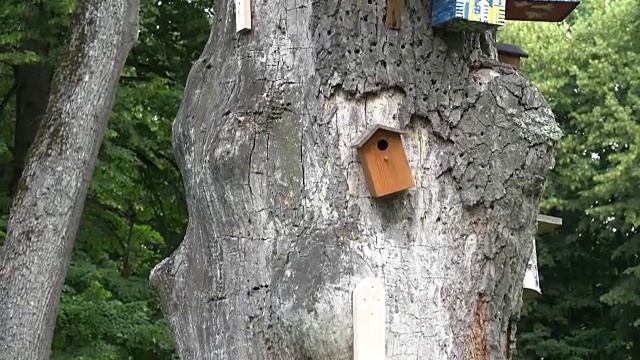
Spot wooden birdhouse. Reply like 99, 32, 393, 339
352, 125, 415, 198
495, 42, 529, 70
505, 0, 579, 22
432, 0, 506, 31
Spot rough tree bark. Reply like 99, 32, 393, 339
150, 0, 562, 358
0, 1, 139, 359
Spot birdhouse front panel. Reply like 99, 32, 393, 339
495, 42, 528, 70
505, 0, 579, 21
356, 130, 415, 198
498, 54, 521, 69
432, 0, 506, 31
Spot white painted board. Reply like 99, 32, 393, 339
353, 277, 385, 360
234, 0, 251, 33
523, 237, 542, 300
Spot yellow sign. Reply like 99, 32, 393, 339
532, 3, 555, 9
525, 11, 545, 18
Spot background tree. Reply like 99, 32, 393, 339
0, 0, 212, 358
149, 0, 561, 359
0, 0, 140, 358
500, 0, 640, 357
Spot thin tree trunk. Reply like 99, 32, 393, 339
122, 204, 137, 278
0, 85, 16, 120
0, 1, 139, 359
150, 0, 562, 358
10, 2, 55, 194
11, 42, 53, 194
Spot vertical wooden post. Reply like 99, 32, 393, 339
353, 277, 386, 360
235, 0, 252, 33
385, 0, 402, 29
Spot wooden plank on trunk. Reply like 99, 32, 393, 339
386, 0, 402, 29
235, 0, 251, 33
353, 277, 385, 360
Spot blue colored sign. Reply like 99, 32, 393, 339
432, 0, 505, 31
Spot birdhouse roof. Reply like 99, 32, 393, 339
537, 214, 562, 234
351, 124, 409, 148
495, 42, 529, 58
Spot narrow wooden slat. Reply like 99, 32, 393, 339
353, 277, 385, 360
385, 0, 402, 29
235, 0, 251, 33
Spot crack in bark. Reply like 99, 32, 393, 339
248, 133, 257, 196
208, 294, 229, 303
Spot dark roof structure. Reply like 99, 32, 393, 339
495, 42, 529, 58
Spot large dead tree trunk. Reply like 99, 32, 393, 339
0, 1, 139, 359
150, 0, 562, 358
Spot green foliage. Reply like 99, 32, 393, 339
500, 0, 640, 357
52, 262, 175, 360
0, 0, 74, 65
0, 0, 211, 357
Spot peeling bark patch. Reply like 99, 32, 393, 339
504, 319, 513, 359
469, 296, 489, 360
471, 68, 500, 91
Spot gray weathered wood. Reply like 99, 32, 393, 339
0, 1, 139, 358
150, 0, 562, 358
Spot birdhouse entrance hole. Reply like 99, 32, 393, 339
377, 139, 389, 151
